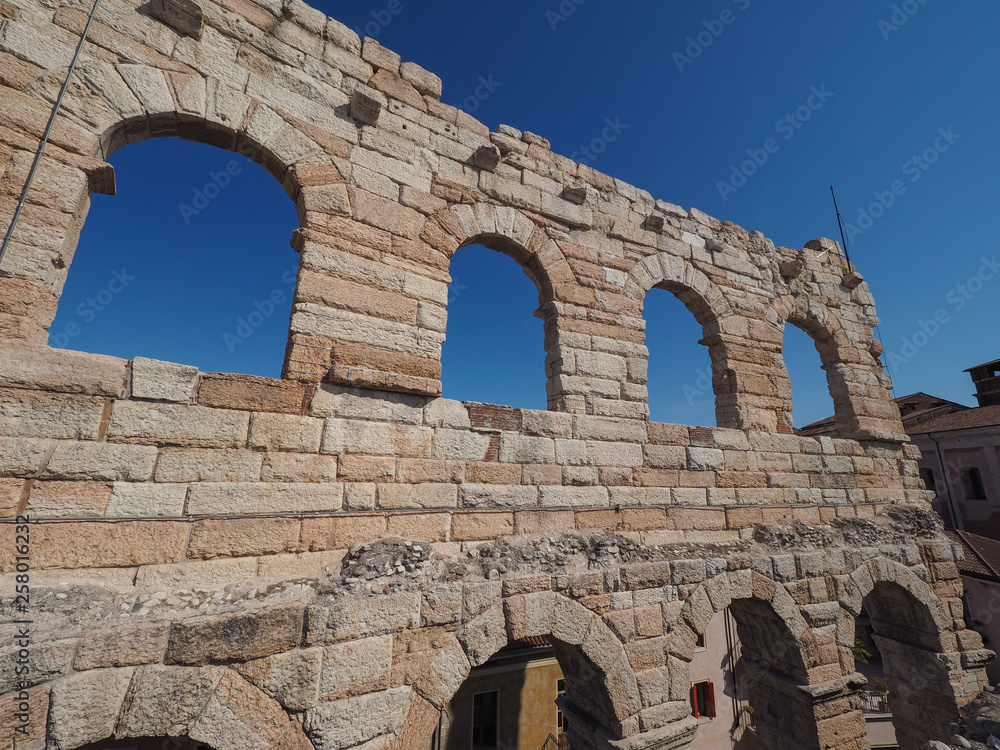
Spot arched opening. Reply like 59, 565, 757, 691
852, 605, 898, 749
434, 633, 626, 750
781, 323, 839, 435
48, 136, 299, 377
861, 580, 956, 749
674, 577, 867, 750
436, 636, 560, 750
440, 243, 546, 410
726, 598, 817, 748
413, 594, 640, 750
643, 287, 717, 427
725, 596, 867, 750
43, 665, 308, 750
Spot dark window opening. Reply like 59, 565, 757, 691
919, 467, 937, 493
691, 681, 716, 719
472, 690, 499, 750
51, 137, 299, 378
644, 288, 716, 426
961, 467, 987, 500
695, 632, 706, 649
441, 245, 545, 410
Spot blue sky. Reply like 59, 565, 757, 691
52, 0, 1000, 427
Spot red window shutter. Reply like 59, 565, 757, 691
691, 685, 699, 718
707, 682, 716, 718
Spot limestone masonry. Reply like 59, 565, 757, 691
0, 0, 991, 748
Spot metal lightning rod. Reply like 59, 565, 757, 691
829, 185, 852, 270
0, 0, 101, 267
831, 185, 894, 394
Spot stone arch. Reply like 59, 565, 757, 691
399, 591, 641, 750
674, 571, 810, 660
673, 570, 868, 750
22, 60, 332, 190
44, 665, 309, 750
841, 556, 973, 748
419, 202, 581, 411
772, 295, 903, 440
623, 253, 759, 429
7, 61, 338, 380
840, 556, 951, 633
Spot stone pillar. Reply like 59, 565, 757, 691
710, 332, 784, 432
540, 301, 648, 420
874, 636, 992, 750
739, 660, 870, 750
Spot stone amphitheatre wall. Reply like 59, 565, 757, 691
0, 0, 992, 748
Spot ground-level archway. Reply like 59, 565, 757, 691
42, 666, 309, 750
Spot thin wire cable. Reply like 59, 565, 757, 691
0, 0, 101, 267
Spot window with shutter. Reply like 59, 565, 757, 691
691, 681, 716, 719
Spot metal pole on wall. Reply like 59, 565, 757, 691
0, 0, 101, 268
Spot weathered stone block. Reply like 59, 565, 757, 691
151, 0, 204, 38
320, 591, 419, 642
248, 412, 323, 452
24, 480, 111, 518
131, 356, 199, 402
539, 485, 610, 508
47, 667, 134, 750
107, 402, 250, 448
262, 452, 338, 482
322, 418, 432, 457
459, 483, 537, 508
235, 647, 323, 711
186, 517, 300, 558
350, 84, 385, 125
165, 603, 305, 664
2, 520, 188, 571
42, 441, 157, 481
105, 482, 188, 517
155, 448, 264, 482
0, 389, 105, 440
304, 686, 412, 750
189, 669, 293, 750
400, 61, 442, 98
185, 482, 343, 514
319, 635, 392, 700
199, 373, 304, 414
74, 621, 169, 670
